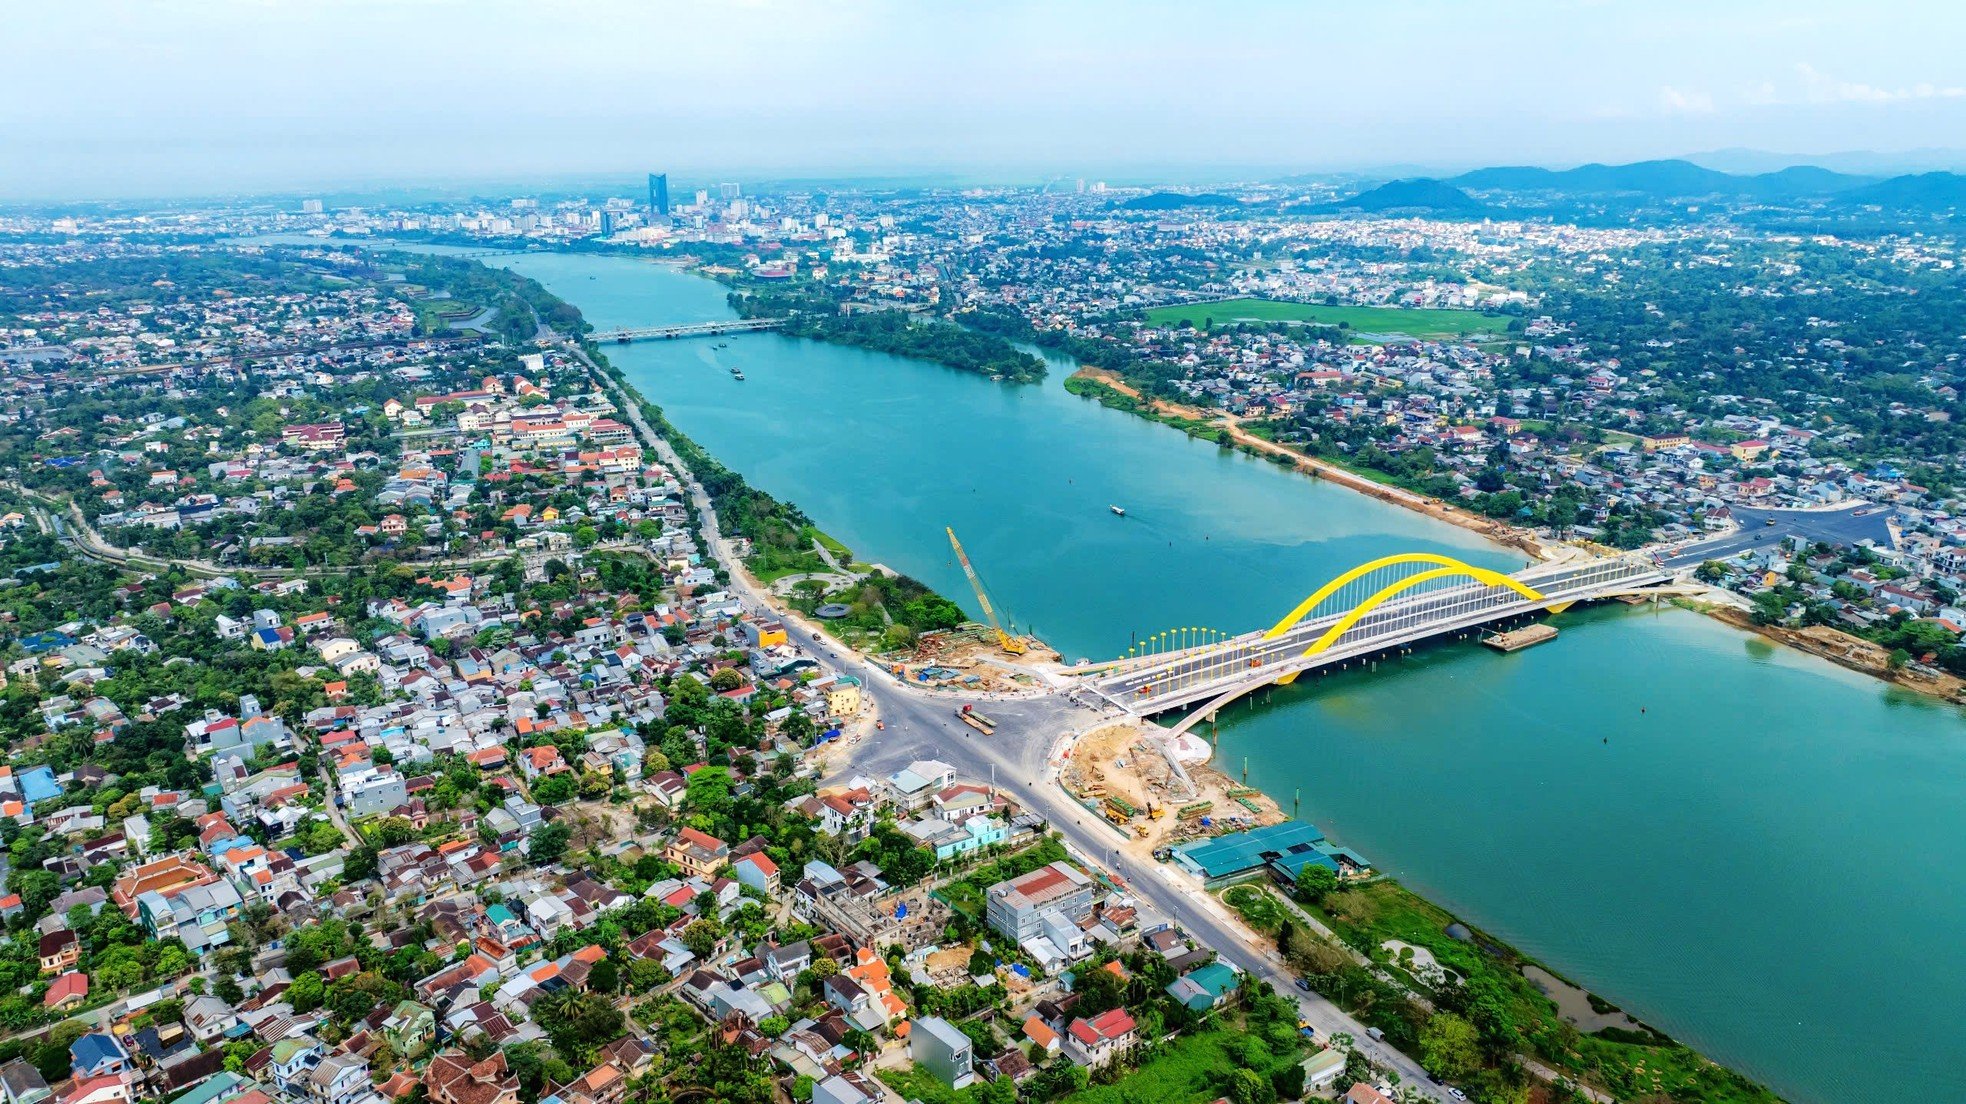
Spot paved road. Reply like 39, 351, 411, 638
569, 333, 1466, 1097
1657, 502, 1893, 570
832, 685, 1446, 1098
316, 763, 363, 848
565, 336, 1443, 1095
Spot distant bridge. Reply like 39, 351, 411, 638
1080, 552, 1671, 734
593, 318, 786, 343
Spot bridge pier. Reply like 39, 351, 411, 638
1078, 552, 1671, 735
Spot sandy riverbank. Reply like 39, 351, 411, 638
1702, 602, 1966, 703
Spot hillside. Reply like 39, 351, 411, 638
1119, 191, 1243, 211
1319, 178, 1481, 214
1838, 171, 1966, 211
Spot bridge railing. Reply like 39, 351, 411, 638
1091, 555, 1665, 709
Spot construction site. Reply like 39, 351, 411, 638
1059, 720, 1286, 858
873, 527, 1064, 693
877, 623, 1061, 694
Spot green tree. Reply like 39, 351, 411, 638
529, 822, 571, 865
288, 971, 326, 1013
1292, 865, 1339, 905
1228, 1067, 1275, 1104
681, 919, 722, 959
588, 957, 620, 994
1419, 1012, 1481, 1081
532, 774, 576, 806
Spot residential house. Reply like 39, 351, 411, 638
1063, 1009, 1136, 1068
664, 827, 728, 879
910, 1016, 975, 1088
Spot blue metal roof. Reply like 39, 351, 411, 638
70, 1032, 124, 1070
1173, 820, 1328, 877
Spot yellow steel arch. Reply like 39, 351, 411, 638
1270, 559, 1546, 684
1265, 553, 1543, 638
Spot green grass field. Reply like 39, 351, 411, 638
1220, 883, 1290, 934
1060, 1018, 1303, 1104
1144, 298, 1508, 339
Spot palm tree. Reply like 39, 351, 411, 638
538, 986, 587, 1027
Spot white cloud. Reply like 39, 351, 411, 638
1794, 63, 1966, 104
1659, 86, 1715, 115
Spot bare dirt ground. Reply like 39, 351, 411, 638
1061, 721, 1286, 859
884, 630, 1063, 695
1708, 604, 1966, 702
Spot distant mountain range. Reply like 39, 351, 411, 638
1296, 158, 1966, 214
1447, 158, 1873, 199
1686, 147, 1966, 176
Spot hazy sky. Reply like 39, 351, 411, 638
8, 0, 1966, 200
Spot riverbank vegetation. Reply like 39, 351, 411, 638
1219, 883, 1290, 934
1063, 375, 1229, 441
1280, 879, 1781, 1104
729, 287, 1046, 382
383, 249, 587, 343
788, 310, 1047, 383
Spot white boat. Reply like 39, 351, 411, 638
1109, 504, 1126, 516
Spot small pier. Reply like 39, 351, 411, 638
1483, 624, 1558, 652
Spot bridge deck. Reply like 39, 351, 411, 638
1086, 556, 1667, 716
596, 318, 786, 342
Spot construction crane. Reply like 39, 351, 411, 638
946, 527, 1027, 655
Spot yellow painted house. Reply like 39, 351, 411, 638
826, 677, 863, 717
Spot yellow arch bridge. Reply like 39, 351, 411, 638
1083, 551, 1669, 731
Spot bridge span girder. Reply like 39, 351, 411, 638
1078, 551, 1670, 725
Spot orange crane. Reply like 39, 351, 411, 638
946, 527, 1027, 655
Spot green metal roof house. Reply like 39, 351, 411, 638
1165, 960, 1240, 1011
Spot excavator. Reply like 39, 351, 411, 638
946, 527, 1028, 655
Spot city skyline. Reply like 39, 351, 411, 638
7, 0, 1966, 199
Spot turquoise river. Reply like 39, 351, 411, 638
375, 244, 1965, 1102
